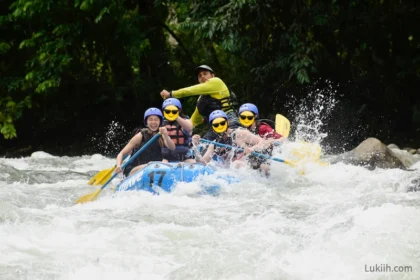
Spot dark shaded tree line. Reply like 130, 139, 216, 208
1, 0, 419, 156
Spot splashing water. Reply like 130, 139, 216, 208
274, 80, 338, 162
280, 79, 338, 145
91, 121, 129, 156
1, 80, 420, 279
291, 83, 337, 144
281, 79, 371, 156
1, 152, 419, 280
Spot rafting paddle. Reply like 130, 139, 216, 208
275, 114, 291, 138
200, 139, 296, 166
88, 166, 116, 186
76, 132, 161, 204
274, 114, 326, 165
87, 155, 130, 186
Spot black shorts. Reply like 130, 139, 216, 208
247, 147, 273, 169
163, 151, 194, 162
247, 156, 270, 169
162, 146, 194, 162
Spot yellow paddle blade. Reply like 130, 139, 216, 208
88, 166, 116, 186
88, 169, 109, 185
284, 159, 297, 167
290, 141, 329, 167
75, 188, 102, 204
275, 114, 291, 138
292, 142, 322, 162
87, 176, 97, 185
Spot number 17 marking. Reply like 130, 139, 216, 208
147, 171, 167, 187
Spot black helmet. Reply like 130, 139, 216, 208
195, 65, 214, 76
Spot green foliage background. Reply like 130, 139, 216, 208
1, 0, 419, 155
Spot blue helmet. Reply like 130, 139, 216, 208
162, 98, 182, 110
239, 103, 259, 116
144, 107, 163, 125
209, 110, 228, 123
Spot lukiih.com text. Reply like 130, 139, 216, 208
365, 264, 412, 273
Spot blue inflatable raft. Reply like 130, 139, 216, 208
115, 161, 236, 195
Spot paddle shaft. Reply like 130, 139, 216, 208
200, 139, 285, 163
100, 132, 161, 190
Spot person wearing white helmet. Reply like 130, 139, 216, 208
160, 65, 240, 140
115, 108, 176, 176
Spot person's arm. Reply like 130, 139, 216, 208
172, 77, 227, 98
159, 127, 176, 150
190, 134, 203, 160
176, 116, 193, 134
259, 123, 283, 139
200, 144, 215, 164
116, 133, 142, 173
190, 107, 203, 127
235, 129, 271, 153
248, 139, 273, 153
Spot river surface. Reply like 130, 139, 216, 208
1, 148, 419, 280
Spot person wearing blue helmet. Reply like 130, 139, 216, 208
238, 103, 284, 173
116, 108, 176, 176
196, 110, 271, 169
160, 65, 240, 140
238, 103, 283, 139
161, 98, 195, 163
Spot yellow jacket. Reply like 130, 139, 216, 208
172, 77, 231, 127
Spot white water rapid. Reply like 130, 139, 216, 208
1, 89, 419, 279
1, 149, 419, 280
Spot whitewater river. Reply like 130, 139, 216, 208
1, 149, 419, 280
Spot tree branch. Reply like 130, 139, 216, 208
157, 21, 194, 64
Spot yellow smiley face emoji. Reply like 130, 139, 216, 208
211, 117, 228, 133
239, 111, 255, 127
163, 105, 179, 121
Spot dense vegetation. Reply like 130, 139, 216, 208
1, 0, 419, 156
